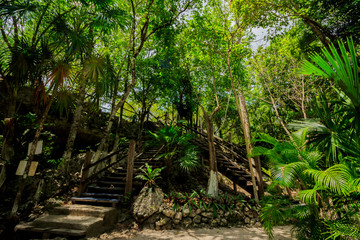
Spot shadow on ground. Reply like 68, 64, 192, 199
97, 226, 295, 240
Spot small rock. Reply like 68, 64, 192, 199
174, 212, 182, 221
193, 215, 201, 224
210, 219, 218, 227
224, 212, 230, 218
189, 209, 197, 218
200, 223, 207, 228
162, 209, 175, 219
220, 218, 228, 226
244, 217, 251, 224
202, 217, 209, 223
144, 213, 160, 224
255, 222, 262, 227
183, 218, 192, 227
155, 217, 170, 230
201, 212, 213, 219
182, 208, 190, 217
195, 209, 202, 215
218, 210, 224, 216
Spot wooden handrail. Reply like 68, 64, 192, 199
183, 125, 248, 163
82, 155, 128, 183
83, 145, 127, 171
137, 144, 165, 170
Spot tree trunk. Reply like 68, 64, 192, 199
62, 81, 87, 167
204, 113, 218, 197
11, 89, 57, 217
238, 92, 264, 200
227, 52, 262, 202
92, 56, 137, 164
0, 91, 16, 189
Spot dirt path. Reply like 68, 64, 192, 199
96, 226, 295, 240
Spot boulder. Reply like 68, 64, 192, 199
133, 186, 164, 223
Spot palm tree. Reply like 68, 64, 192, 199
254, 131, 360, 239
59, 4, 126, 166
301, 37, 360, 130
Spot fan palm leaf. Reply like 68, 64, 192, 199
300, 37, 359, 108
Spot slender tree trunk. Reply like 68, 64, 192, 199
227, 53, 262, 202
238, 92, 264, 199
301, 76, 307, 120
62, 81, 87, 166
301, 16, 334, 49
265, 85, 295, 142
11, 89, 57, 217
204, 113, 218, 197
92, 56, 137, 163
0, 89, 17, 189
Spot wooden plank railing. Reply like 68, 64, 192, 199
182, 124, 249, 165
78, 145, 128, 195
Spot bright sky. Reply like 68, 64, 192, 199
250, 27, 270, 50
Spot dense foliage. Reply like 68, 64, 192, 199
0, 0, 359, 239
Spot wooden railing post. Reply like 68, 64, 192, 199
78, 151, 93, 196
125, 140, 136, 197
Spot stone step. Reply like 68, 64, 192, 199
110, 172, 127, 177
87, 185, 124, 193
103, 176, 126, 181
52, 204, 117, 219
97, 180, 125, 186
81, 192, 123, 199
71, 197, 120, 207
15, 223, 86, 238
32, 215, 103, 231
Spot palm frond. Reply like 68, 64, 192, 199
298, 186, 321, 205
300, 37, 360, 108
272, 161, 309, 187
304, 164, 352, 195
254, 133, 278, 145
291, 127, 309, 149
326, 221, 360, 240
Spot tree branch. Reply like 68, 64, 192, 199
34, 6, 76, 47
32, 2, 51, 46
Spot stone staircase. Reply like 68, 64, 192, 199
15, 204, 118, 239
190, 138, 255, 195
15, 145, 165, 239
71, 146, 164, 207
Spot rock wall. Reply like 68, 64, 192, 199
140, 203, 261, 230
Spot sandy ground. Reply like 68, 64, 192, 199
96, 226, 295, 240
